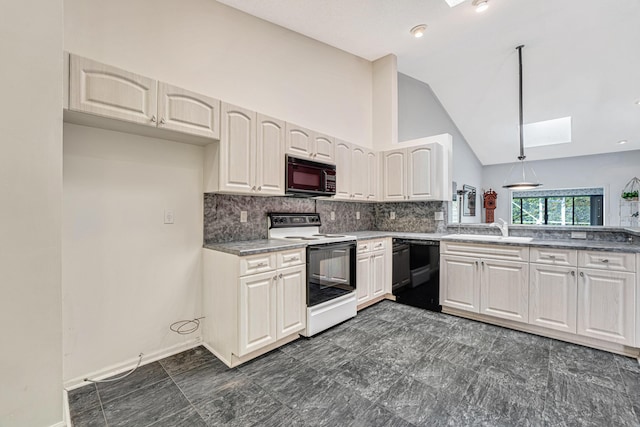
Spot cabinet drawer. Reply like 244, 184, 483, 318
240, 253, 276, 276
358, 238, 386, 254
277, 248, 305, 268
578, 251, 635, 272
441, 242, 529, 262
530, 247, 577, 266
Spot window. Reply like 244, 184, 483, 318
511, 188, 604, 226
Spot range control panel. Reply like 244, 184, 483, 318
268, 213, 322, 228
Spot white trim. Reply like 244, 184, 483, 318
62, 388, 70, 427
63, 338, 202, 390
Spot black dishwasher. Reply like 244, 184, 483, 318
392, 239, 441, 312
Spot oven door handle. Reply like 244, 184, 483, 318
307, 242, 356, 251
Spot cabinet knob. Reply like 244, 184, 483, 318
548, 255, 556, 260
475, 260, 479, 267
159, 118, 166, 125
290, 256, 300, 261
150, 115, 157, 123
571, 271, 575, 276
279, 273, 283, 279
257, 262, 267, 267
257, 186, 262, 191
600, 259, 609, 263
252, 186, 256, 191
580, 272, 584, 277
273, 275, 277, 281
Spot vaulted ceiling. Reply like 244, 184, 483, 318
217, 0, 640, 165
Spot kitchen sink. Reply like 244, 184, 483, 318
442, 234, 533, 243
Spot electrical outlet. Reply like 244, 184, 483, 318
435, 211, 444, 221
164, 209, 174, 224
240, 211, 247, 223
571, 231, 587, 239
330, 211, 336, 221
390, 212, 396, 220
356, 211, 360, 220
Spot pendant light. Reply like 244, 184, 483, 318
502, 45, 542, 190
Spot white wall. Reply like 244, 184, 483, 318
397, 73, 483, 223
63, 124, 204, 383
372, 54, 398, 149
63, 0, 373, 147
482, 150, 640, 225
0, 0, 63, 426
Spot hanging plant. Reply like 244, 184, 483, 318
621, 177, 640, 201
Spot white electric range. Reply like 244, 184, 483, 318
268, 213, 357, 336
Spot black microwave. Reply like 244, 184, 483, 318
286, 155, 336, 197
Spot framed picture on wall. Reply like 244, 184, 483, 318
464, 184, 476, 216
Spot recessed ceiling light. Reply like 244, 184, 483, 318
635, 100, 640, 105
410, 24, 427, 38
618, 140, 628, 145
472, 0, 489, 13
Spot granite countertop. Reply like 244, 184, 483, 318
203, 239, 307, 256
204, 231, 640, 256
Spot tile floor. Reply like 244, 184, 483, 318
67, 300, 640, 426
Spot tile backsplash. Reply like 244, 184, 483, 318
203, 194, 448, 243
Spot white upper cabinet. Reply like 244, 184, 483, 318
70, 54, 157, 126
68, 54, 221, 140
335, 140, 352, 200
157, 82, 220, 139
256, 114, 285, 195
218, 104, 256, 194
285, 123, 335, 163
382, 143, 449, 201
314, 133, 335, 163
208, 104, 285, 196
351, 145, 367, 200
366, 150, 379, 201
383, 149, 406, 201
407, 145, 433, 200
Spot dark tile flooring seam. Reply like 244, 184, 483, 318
157, 354, 213, 426
94, 384, 109, 427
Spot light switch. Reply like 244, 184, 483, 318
390, 212, 396, 220
330, 211, 336, 221
164, 209, 174, 224
240, 211, 247, 223
435, 211, 444, 221
356, 211, 360, 220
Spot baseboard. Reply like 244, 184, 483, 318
49, 421, 66, 427
63, 338, 202, 391
62, 388, 70, 427
442, 307, 640, 359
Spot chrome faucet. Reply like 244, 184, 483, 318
490, 218, 509, 237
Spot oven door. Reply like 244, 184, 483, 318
307, 242, 356, 306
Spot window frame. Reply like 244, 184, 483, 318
509, 187, 605, 226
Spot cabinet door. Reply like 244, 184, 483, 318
285, 123, 313, 159
577, 268, 635, 345
351, 145, 367, 200
239, 271, 277, 356
383, 150, 406, 201
276, 266, 306, 339
314, 133, 335, 163
69, 55, 157, 126
356, 254, 371, 304
219, 103, 256, 194
440, 255, 480, 313
371, 251, 386, 298
256, 114, 285, 195
481, 259, 529, 323
334, 140, 352, 200
407, 145, 433, 200
366, 150, 379, 201
157, 82, 220, 139
529, 264, 577, 333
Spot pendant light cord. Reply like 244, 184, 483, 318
516, 44, 525, 161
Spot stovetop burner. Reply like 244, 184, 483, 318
268, 212, 356, 245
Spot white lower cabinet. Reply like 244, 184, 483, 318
577, 268, 635, 346
441, 241, 638, 350
440, 255, 480, 313
480, 259, 529, 323
440, 243, 528, 323
356, 239, 390, 308
203, 248, 306, 367
529, 264, 577, 334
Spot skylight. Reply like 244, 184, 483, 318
523, 116, 572, 148
444, 0, 467, 7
